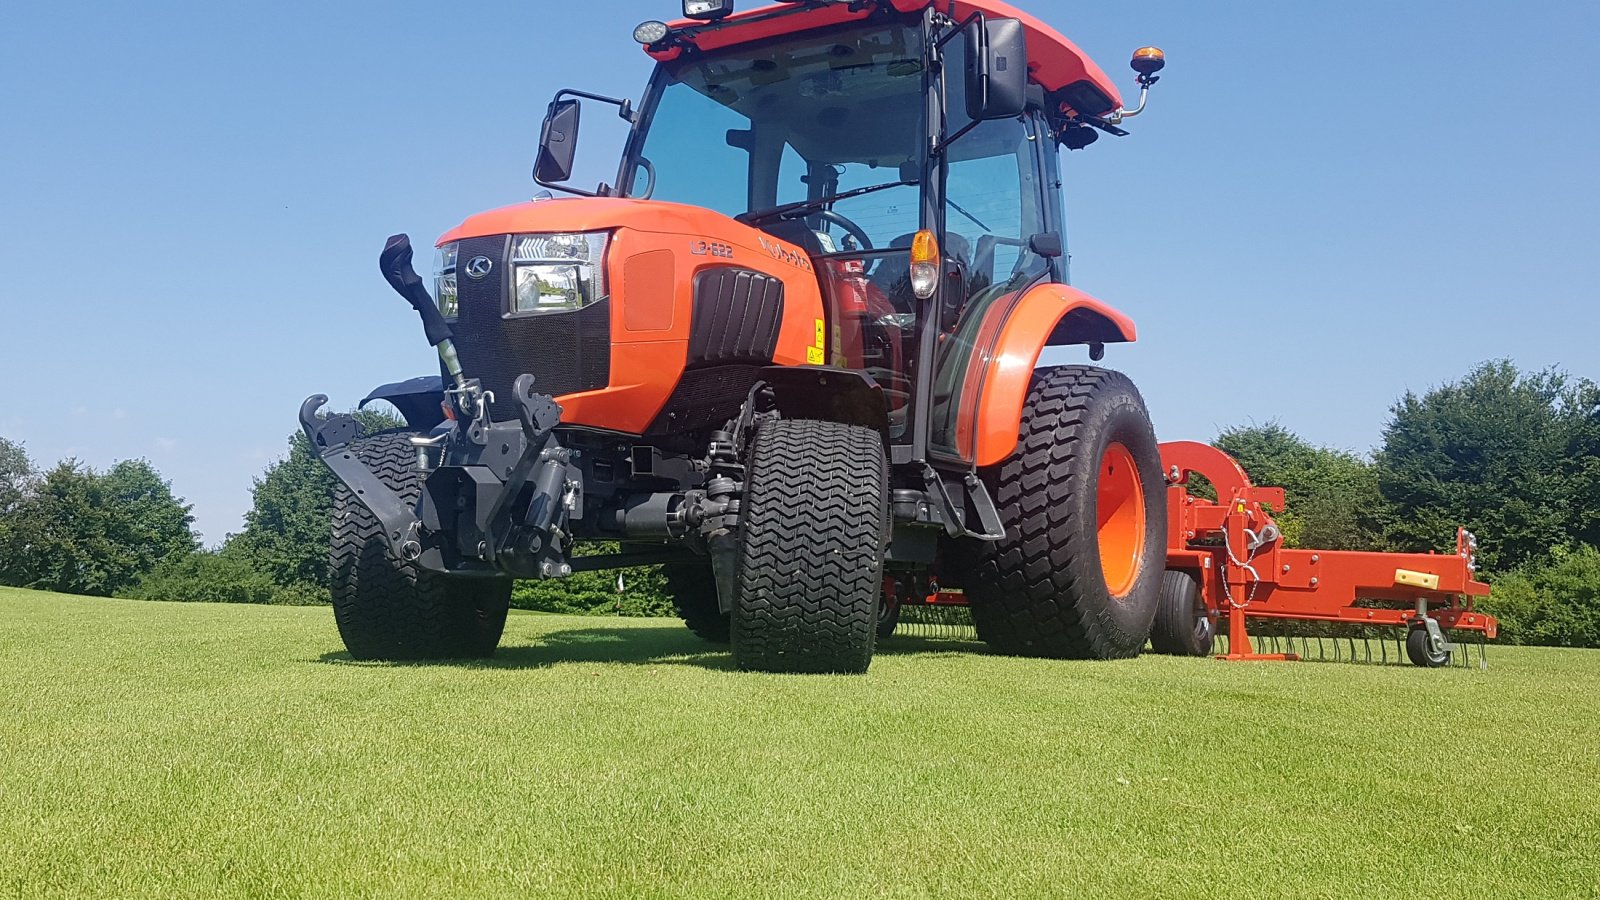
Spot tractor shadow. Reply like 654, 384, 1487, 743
316, 623, 986, 672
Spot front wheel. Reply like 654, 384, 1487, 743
965, 366, 1167, 660
732, 419, 888, 674
330, 432, 510, 661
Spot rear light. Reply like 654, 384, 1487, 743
909, 229, 939, 300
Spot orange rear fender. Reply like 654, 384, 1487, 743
968, 283, 1137, 467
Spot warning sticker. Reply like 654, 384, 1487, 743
808, 318, 826, 365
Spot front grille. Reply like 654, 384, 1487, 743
448, 234, 611, 416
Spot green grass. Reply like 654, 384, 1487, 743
2, 587, 1597, 898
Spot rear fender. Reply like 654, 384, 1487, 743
937, 283, 1137, 468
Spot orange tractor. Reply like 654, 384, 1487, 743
302, 0, 1493, 672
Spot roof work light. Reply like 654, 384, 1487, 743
683, 0, 734, 20
633, 20, 671, 44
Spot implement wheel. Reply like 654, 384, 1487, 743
1406, 625, 1451, 668
732, 419, 888, 674
664, 561, 730, 643
966, 366, 1166, 659
1150, 570, 1215, 656
330, 432, 510, 661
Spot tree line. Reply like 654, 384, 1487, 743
1, 360, 1596, 647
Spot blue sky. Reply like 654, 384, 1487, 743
2, 0, 1596, 542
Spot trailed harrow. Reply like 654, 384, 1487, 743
1160, 441, 1495, 667
889, 442, 1497, 668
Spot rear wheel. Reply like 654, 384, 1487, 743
732, 419, 888, 674
330, 432, 510, 661
1150, 570, 1215, 656
664, 561, 730, 643
966, 366, 1166, 659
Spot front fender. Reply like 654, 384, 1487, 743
361, 375, 446, 431
931, 283, 1137, 468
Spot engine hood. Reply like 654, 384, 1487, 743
437, 197, 768, 247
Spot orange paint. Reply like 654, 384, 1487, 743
648, 0, 1123, 109
1096, 441, 1146, 597
440, 198, 825, 434
970, 283, 1138, 467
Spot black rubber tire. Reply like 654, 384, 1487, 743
877, 592, 902, 640
1149, 570, 1215, 656
1406, 625, 1451, 668
664, 561, 730, 643
965, 366, 1167, 660
330, 432, 511, 661
731, 419, 888, 674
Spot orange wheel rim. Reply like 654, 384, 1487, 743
1096, 441, 1146, 597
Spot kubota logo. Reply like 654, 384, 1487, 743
465, 256, 494, 279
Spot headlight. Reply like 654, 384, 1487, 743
510, 232, 609, 313
434, 242, 459, 319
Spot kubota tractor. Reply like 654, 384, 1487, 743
302, 0, 1493, 673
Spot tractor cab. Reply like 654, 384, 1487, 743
619, 17, 1066, 442
533, 0, 1156, 464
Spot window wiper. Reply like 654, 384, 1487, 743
737, 178, 917, 225
947, 197, 992, 233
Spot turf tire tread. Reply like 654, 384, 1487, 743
330, 432, 510, 660
731, 419, 887, 674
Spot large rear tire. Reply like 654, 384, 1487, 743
1149, 570, 1215, 656
965, 366, 1166, 659
664, 561, 730, 643
330, 432, 511, 661
732, 419, 888, 674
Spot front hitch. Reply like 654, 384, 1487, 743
297, 234, 577, 577
299, 375, 570, 577
299, 394, 428, 563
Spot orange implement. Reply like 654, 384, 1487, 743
1158, 441, 1495, 662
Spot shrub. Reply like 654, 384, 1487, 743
1482, 545, 1600, 648
124, 552, 278, 605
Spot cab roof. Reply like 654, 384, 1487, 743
645, 0, 1122, 113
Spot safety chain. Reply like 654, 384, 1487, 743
1219, 525, 1264, 610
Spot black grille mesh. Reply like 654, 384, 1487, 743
448, 235, 611, 415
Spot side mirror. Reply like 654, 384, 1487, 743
964, 17, 1027, 121
534, 98, 581, 184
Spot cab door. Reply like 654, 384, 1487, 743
927, 110, 1062, 465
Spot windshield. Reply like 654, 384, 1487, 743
628, 22, 926, 252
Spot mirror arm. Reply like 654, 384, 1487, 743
555, 88, 637, 124
932, 117, 983, 157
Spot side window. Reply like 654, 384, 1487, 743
944, 118, 1046, 292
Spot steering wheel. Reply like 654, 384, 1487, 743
813, 209, 874, 252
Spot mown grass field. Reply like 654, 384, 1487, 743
2, 587, 1597, 898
